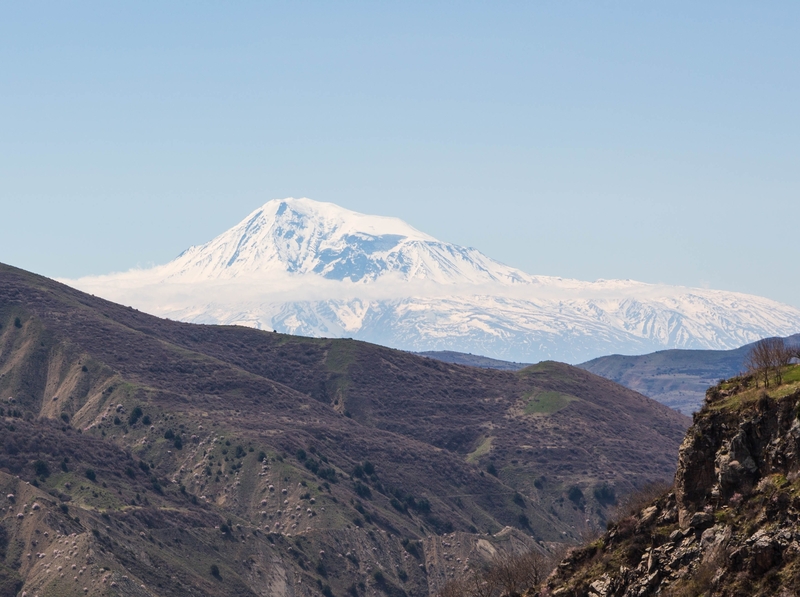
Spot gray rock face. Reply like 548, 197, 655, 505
545, 384, 800, 597
688, 511, 713, 530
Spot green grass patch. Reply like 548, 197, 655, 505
524, 391, 577, 415
516, 361, 570, 380
325, 341, 357, 374
325, 341, 357, 409
466, 436, 493, 463
782, 364, 800, 385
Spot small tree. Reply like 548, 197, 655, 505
745, 338, 791, 387
437, 548, 552, 597
438, 576, 468, 597
772, 339, 793, 381
489, 550, 547, 597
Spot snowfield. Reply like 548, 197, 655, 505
65, 198, 800, 363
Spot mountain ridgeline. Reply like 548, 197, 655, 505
67, 198, 800, 363
0, 262, 688, 597
579, 334, 800, 415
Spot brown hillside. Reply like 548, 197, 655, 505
0, 262, 689, 596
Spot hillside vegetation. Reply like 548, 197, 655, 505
0, 263, 688, 596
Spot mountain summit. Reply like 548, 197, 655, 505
153, 198, 527, 285
67, 198, 800, 363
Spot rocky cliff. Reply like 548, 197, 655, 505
544, 366, 800, 597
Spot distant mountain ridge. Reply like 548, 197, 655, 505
579, 333, 800, 414
66, 198, 800, 363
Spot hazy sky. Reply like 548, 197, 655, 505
2, 2, 799, 306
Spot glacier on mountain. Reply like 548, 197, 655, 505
65, 198, 800, 363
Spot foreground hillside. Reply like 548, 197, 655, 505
580, 334, 800, 414
0, 263, 688, 596
545, 364, 800, 597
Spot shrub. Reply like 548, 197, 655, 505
258, 451, 267, 462
164, 429, 175, 440
354, 481, 372, 499
113, 416, 121, 425
85, 468, 97, 482
128, 406, 143, 425
235, 445, 246, 458
612, 480, 672, 521
593, 483, 616, 505
568, 485, 584, 504
414, 498, 431, 514
296, 448, 307, 461
33, 460, 50, 478
141, 414, 151, 425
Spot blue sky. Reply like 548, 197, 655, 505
1, 2, 799, 306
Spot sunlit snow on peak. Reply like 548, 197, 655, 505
64, 198, 800, 363
149, 197, 526, 285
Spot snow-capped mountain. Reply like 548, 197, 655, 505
146, 198, 528, 286
66, 198, 800, 363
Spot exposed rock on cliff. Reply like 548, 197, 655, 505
544, 368, 800, 597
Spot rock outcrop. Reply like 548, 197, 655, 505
544, 373, 800, 597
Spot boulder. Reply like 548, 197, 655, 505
688, 511, 713, 530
